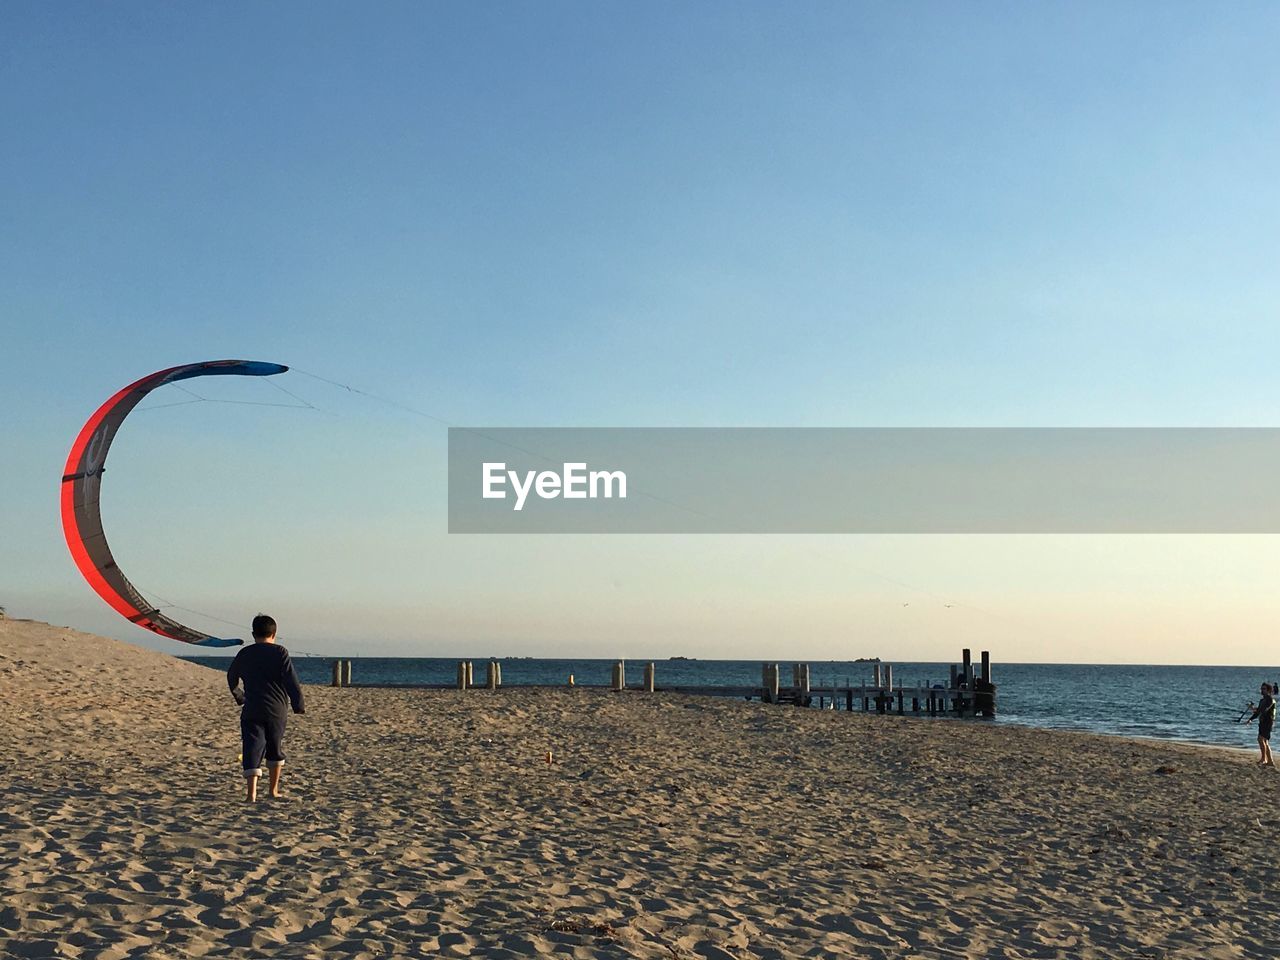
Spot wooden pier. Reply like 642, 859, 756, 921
327, 647, 996, 719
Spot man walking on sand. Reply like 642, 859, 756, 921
227, 614, 305, 801
1244, 681, 1275, 767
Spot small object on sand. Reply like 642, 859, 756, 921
1154, 765, 1177, 775
546, 918, 621, 941
546, 750, 554, 764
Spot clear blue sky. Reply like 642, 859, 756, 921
4, 3, 1280, 663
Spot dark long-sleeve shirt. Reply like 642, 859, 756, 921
227, 642, 305, 718
1251, 693, 1276, 726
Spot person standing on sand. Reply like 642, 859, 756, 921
227, 614, 305, 801
1244, 681, 1275, 767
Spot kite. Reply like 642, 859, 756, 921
60, 360, 289, 646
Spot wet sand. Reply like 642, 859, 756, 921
1, 616, 1275, 958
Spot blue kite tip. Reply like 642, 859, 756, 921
194, 636, 244, 648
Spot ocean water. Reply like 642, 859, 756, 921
188, 656, 1280, 751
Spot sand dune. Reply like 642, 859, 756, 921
1, 617, 1276, 958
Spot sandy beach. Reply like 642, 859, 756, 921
1, 617, 1275, 959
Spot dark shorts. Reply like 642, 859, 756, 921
241, 713, 287, 775
1259, 720, 1273, 742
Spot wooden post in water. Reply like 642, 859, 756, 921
611, 661, 626, 691
643, 662, 655, 692
486, 660, 498, 690
341, 659, 352, 687
873, 662, 883, 687
977, 650, 994, 718
961, 648, 972, 717
768, 663, 780, 703
456, 661, 467, 690
465, 661, 474, 688
331, 660, 342, 687
798, 663, 810, 707
495, 661, 503, 688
